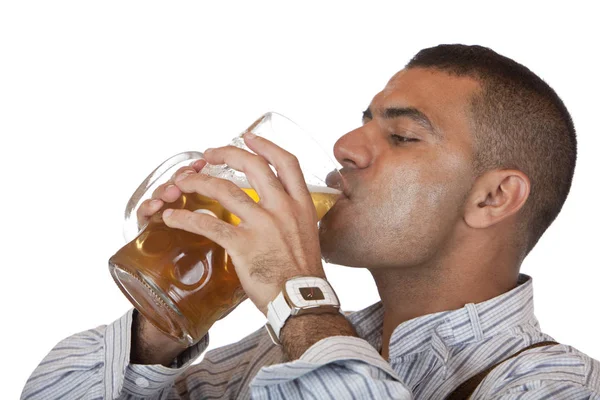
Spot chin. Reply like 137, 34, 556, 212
318, 200, 364, 266
321, 246, 365, 268
319, 219, 339, 262
319, 221, 355, 266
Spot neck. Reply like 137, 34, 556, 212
370, 238, 521, 360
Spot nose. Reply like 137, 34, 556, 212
333, 126, 373, 170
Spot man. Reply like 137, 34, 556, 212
23, 44, 600, 399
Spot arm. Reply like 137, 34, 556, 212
161, 137, 414, 398
249, 312, 412, 399
280, 312, 357, 361
22, 161, 251, 399
21, 309, 209, 400
130, 311, 190, 366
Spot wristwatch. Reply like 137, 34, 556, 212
265, 276, 341, 345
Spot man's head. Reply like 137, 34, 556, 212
319, 44, 576, 270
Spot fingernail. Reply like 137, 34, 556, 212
175, 173, 191, 182
163, 209, 173, 218
245, 132, 256, 139
205, 148, 214, 154
165, 184, 176, 190
150, 199, 162, 207
192, 160, 205, 169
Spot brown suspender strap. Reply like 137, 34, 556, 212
446, 340, 559, 400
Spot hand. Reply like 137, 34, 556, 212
134, 158, 246, 322
130, 163, 206, 359
162, 133, 326, 316
135, 159, 207, 230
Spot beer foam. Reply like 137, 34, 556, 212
306, 184, 341, 194
234, 178, 340, 194
203, 169, 340, 194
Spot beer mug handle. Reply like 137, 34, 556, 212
123, 151, 205, 242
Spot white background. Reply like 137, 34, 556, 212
1, 1, 598, 398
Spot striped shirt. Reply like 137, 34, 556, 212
22, 274, 600, 399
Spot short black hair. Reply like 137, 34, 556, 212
406, 44, 577, 254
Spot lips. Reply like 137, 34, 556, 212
325, 169, 351, 198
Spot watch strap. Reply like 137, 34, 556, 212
267, 291, 292, 339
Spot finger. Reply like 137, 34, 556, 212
169, 165, 198, 184
242, 133, 310, 201
162, 208, 237, 250
137, 198, 164, 228
174, 172, 264, 223
203, 146, 287, 206
191, 159, 207, 172
148, 182, 180, 204
138, 166, 199, 226
150, 166, 196, 203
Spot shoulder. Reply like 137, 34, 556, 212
474, 342, 600, 398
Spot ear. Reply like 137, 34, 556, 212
464, 169, 530, 229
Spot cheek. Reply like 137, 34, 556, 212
379, 155, 470, 229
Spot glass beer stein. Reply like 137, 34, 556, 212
109, 112, 343, 345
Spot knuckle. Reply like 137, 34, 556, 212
172, 166, 194, 179
214, 223, 235, 241
305, 202, 318, 220
225, 182, 240, 196
217, 145, 236, 156
179, 172, 207, 187
171, 210, 194, 227
189, 172, 210, 183
217, 178, 236, 192
197, 172, 211, 182
138, 199, 151, 214
174, 172, 197, 185
176, 209, 188, 220
279, 200, 296, 213
202, 216, 235, 241
268, 176, 283, 191
136, 212, 147, 224
282, 153, 300, 168
225, 182, 252, 204
296, 182, 310, 194
255, 156, 270, 169
151, 185, 164, 199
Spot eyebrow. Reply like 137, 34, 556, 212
362, 106, 441, 137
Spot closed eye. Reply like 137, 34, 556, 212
391, 134, 419, 144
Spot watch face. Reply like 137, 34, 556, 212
285, 277, 339, 308
299, 287, 325, 300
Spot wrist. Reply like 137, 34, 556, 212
265, 276, 343, 346
131, 310, 193, 366
279, 312, 357, 361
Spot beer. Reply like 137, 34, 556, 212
109, 183, 340, 345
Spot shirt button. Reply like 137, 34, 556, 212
135, 377, 149, 388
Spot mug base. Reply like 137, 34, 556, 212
108, 261, 195, 346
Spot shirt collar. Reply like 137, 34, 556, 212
347, 274, 537, 362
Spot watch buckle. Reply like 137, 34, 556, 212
264, 323, 282, 346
